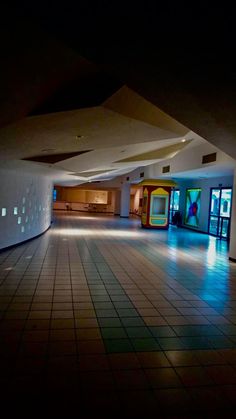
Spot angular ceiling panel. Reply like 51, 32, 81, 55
114, 140, 192, 163
71, 169, 116, 177
22, 150, 93, 164
103, 86, 188, 136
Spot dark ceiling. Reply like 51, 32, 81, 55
1, 4, 236, 157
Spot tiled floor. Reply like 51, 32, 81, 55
1, 211, 236, 417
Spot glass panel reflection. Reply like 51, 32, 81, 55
210, 189, 220, 215
220, 189, 232, 217
152, 197, 166, 215
209, 216, 218, 235
221, 218, 229, 238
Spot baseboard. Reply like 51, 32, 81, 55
0, 223, 52, 253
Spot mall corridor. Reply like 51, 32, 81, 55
1, 211, 236, 417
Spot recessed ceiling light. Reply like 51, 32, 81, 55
181, 139, 186, 143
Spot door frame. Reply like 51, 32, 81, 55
208, 187, 232, 240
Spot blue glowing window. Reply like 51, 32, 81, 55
53, 189, 57, 202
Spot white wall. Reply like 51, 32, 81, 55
0, 168, 53, 249
176, 175, 233, 232
133, 188, 142, 215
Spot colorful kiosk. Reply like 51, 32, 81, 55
140, 179, 176, 229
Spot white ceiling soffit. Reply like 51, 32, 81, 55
0, 106, 187, 160
171, 164, 235, 180
103, 86, 189, 136
0, 85, 207, 184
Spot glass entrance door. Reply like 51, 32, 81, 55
169, 189, 180, 224
209, 188, 232, 239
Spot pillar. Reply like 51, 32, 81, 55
120, 183, 130, 218
229, 169, 236, 262
114, 190, 121, 216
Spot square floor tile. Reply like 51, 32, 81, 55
104, 339, 134, 353
157, 337, 185, 351
126, 327, 153, 338
101, 327, 127, 339
121, 317, 146, 327
149, 326, 176, 338
98, 317, 122, 328
137, 351, 171, 368
145, 367, 182, 388
131, 338, 160, 352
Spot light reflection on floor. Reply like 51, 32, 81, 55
0, 211, 236, 415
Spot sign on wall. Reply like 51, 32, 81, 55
185, 188, 201, 227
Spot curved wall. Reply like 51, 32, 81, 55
0, 168, 53, 250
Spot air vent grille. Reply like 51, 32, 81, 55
202, 152, 217, 164
162, 165, 170, 173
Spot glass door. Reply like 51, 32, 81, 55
208, 188, 232, 239
169, 189, 180, 224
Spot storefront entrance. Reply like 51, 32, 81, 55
208, 187, 232, 239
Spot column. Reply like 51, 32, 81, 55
229, 169, 236, 261
120, 183, 130, 218
114, 190, 121, 216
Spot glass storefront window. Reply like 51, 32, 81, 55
220, 189, 232, 217
152, 197, 166, 215
209, 187, 232, 240
209, 216, 218, 236
210, 189, 220, 215
221, 218, 230, 238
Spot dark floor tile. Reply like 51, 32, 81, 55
176, 366, 213, 387
18, 341, 48, 357
126, 326, 152, 338
207, 335, 235, 349
79, 370, 115, 390
172, 324, 223, 337
217, 324, 236, 336
137, 351, 171, 368
113, 369, 149, 389
101, 327, 127, 339
205, 365, 236, 385
165, 350, 200, 367
78, 340, 105, 354
109, 352, 141, 370
180, 336, 212, 349
188, 386, 232, 412
121, 317, 146, 327
119, 389, 158, 417
78, 354, 110, 371
98, 317, 122, 328
131, 338, 160, 352
154, 388, 193, 414
104, 339, 134, 353
157, 337, 185, 350
149, 325, 176, 338
116, 308, 139, 317
145, 367, 182, 388
96, 309, 118, 318
218, 349, 236, 364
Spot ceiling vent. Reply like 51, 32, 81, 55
202, 152, 217, 164
162, 165, 170, 173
